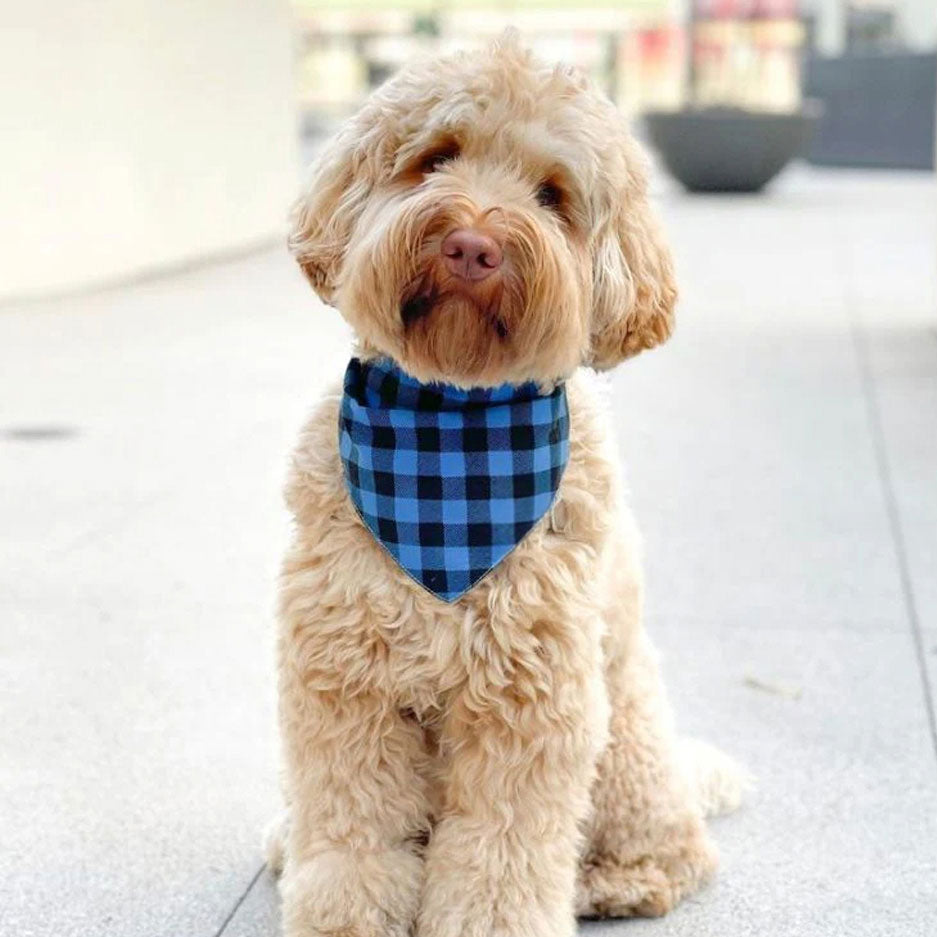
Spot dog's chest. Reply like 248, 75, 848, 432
282, 370, 619, 708
337, 482, 614, 713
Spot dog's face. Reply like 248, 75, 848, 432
291, 37, 676, 387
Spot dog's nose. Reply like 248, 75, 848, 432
441, 229, 503, 282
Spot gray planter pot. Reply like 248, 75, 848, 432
644, 106, 820, 193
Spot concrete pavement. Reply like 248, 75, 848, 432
2, 165, 936, 936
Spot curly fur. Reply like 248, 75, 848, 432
275, 33, 745, 937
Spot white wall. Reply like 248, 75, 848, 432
900, 0, 937, 51
0, 0, 297, 302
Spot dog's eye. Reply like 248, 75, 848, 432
420, 145, 460, 174
535, 181, 564, 211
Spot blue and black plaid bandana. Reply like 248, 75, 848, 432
339, 357, 570, 602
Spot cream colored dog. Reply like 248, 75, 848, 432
270, 35, 745, 937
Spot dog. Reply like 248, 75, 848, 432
269, 34, 745, 937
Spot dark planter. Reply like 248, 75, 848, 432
644, 106, 820, 193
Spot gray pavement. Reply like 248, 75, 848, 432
2, 165, 936, 937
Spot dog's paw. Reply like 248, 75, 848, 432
279, 847, 421, 937
678, 737, 753, 819
576, 837, 717, 919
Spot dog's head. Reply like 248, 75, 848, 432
290, 35, 676, 387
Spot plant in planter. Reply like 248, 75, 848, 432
644, 0, 819, 192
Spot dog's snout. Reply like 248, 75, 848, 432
441, 229, 503, 282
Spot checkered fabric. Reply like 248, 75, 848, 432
339, 357, 570, 603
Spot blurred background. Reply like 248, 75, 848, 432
2, 0, 935, 301
2, 4, 936, 937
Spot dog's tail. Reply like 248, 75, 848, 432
678, 738, 753, 819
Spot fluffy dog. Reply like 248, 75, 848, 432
271, 35, 745, 937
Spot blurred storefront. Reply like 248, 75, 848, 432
805, 0, 937, 168
293, 1, 936, 171
292, 2, 686, 122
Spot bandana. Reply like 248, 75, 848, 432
339, 357, 570, 602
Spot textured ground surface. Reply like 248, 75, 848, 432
2, 165, 936, 937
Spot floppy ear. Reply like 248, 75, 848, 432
288, 121, 378, 306
589, 151, 677, 369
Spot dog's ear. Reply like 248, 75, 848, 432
588, 145, 677, 369
288, 120, 379, 305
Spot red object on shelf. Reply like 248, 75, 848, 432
753, 0, 799, 16
693, 0, 798, 18
637, 27, 673, 60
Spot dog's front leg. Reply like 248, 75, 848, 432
278, 679, 430, 937
417, 644, 606, 937
577, 622, 718, 918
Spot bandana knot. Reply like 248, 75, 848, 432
339, 358, 570, 602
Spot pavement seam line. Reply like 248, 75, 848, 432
850, 314, 937, 768
212, 863, 267, 937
